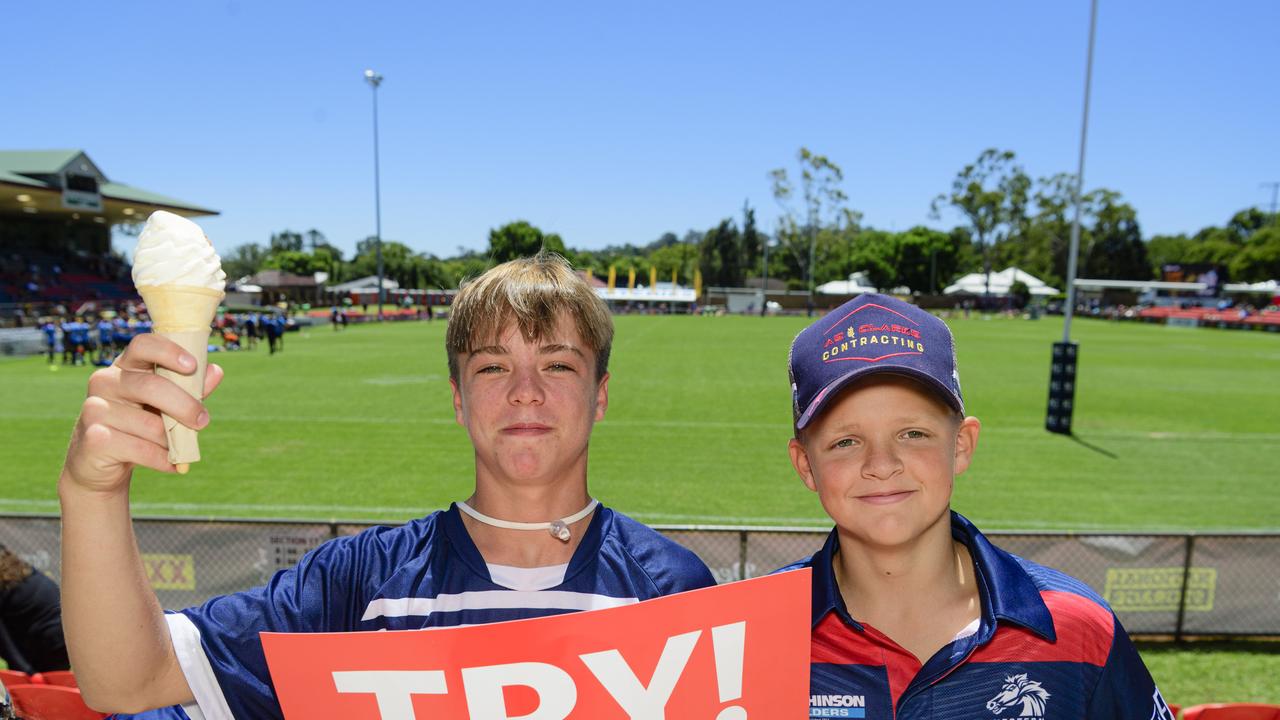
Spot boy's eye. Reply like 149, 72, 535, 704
546, 362, 574, 372
902, 429, 928, 440
477, 364, 505, 374
833, 438, 856, 449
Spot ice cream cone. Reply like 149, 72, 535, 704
138, 284, 223, 471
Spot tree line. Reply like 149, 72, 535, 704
220, 148, 1280, 294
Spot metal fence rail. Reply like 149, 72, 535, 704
3, 514, 1276, 638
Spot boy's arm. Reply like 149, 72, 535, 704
1085, 613, 1175, 719
59, 334, 219, 712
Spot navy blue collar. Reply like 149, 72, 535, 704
807, 511, 1056, 642
442, 502, 609, 585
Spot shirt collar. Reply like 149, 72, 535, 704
808, 511, 1056, 641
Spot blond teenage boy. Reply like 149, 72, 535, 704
59, 253, 714, 719
781, 294, 1172, 720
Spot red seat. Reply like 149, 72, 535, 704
8, 684, 108, 720
35, 669, 79, 688
1182, 704, 1280, 720
1170, 704, 1182, 718
0, 668, 32, 686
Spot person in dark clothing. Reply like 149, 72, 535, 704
0, 546, 70, 674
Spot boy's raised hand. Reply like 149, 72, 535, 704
61, 333, 223, 496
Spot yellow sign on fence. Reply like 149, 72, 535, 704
1103, 567, 1216, 612
142, 553, 197, 590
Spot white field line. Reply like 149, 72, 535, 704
8, 410, 1280, 440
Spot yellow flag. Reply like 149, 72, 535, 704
649, 266, 657, 290
586, 268, 594, 284
627, 268, 636, 290
608, 266, 616, 290
671, 266, 678, 286
694, 268, 703, 297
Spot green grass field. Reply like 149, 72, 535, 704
3, 314, 1278, 530
2, 314, 1278, 703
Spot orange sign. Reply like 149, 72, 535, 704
262, 569, 810, 719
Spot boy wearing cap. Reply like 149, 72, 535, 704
782, 294, 1171, 720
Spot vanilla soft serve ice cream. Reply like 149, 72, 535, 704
132, 210, 226, 290
133, 210, 227, 472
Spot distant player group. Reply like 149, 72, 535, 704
57, 253, 1173, 719
39, 308, 292, 366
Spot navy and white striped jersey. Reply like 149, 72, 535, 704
115, 502, 714, 720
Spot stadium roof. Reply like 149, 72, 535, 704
0, 149, 218, 224
243, 269, 319, 288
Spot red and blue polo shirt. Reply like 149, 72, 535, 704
781, 512, 1174, 720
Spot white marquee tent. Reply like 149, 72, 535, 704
944, 267, 1059, 297
816, 271, 881, 295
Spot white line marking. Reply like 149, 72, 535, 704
6, 408, 1280, 439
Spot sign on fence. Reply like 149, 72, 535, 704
261, 570, 811, 719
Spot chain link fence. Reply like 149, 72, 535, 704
3, 514, 1277, 638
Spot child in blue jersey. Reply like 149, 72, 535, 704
40, 318, 56, 363
58, 253, 714, 719
781, 294, 1171, 720
96, 317, 114, 364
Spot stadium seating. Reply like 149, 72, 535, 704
7, 684, 107, 720
1182, 704, 1280, 720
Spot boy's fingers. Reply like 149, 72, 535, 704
115, 334, 197, 376
77, 422, 177, 476
202, 363, 224, 399
79, 396, 169, 447
106, 400, 170, 447
116, 371, 208, 430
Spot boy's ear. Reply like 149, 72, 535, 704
594, 372, 610, 422
953, 416, 981, 475
450, 377, 465, 426
788, 437, 818, 493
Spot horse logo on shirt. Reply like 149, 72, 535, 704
986, 673, 1050, 717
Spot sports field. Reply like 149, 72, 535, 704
3, 314, 1278, 530
3, 315, 1279, 703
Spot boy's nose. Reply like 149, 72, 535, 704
508, 368, 546, 405
860, 442, 903, 481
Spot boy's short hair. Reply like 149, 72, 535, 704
446, 252, 613, 381
789, 293, 963, 431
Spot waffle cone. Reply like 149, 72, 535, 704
138, 285, 224, 333
138, 285, 223, 468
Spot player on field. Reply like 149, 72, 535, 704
779, 294, 1172, 720
58, 252, 715, 719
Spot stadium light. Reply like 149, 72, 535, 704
1047, 0, 1098, 435
760, 237, 778, 317
364, 68, 385, 321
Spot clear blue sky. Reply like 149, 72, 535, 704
5, 0, 1278, 261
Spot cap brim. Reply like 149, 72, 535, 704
794, 365, 963, 430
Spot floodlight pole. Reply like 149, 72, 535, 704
1046, 0, 1098, 436
1262, 181, 1280, 224
761, 239, 771, 317
1062, 0, 1098, 343
365, 69, 385, 322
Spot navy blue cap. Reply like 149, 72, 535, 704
789, 294, 963, 429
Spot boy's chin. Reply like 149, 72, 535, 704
834, 508, 951, 549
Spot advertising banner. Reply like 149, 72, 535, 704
262, 569, 811, 719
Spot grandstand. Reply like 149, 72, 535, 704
0, 149, 217, 320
